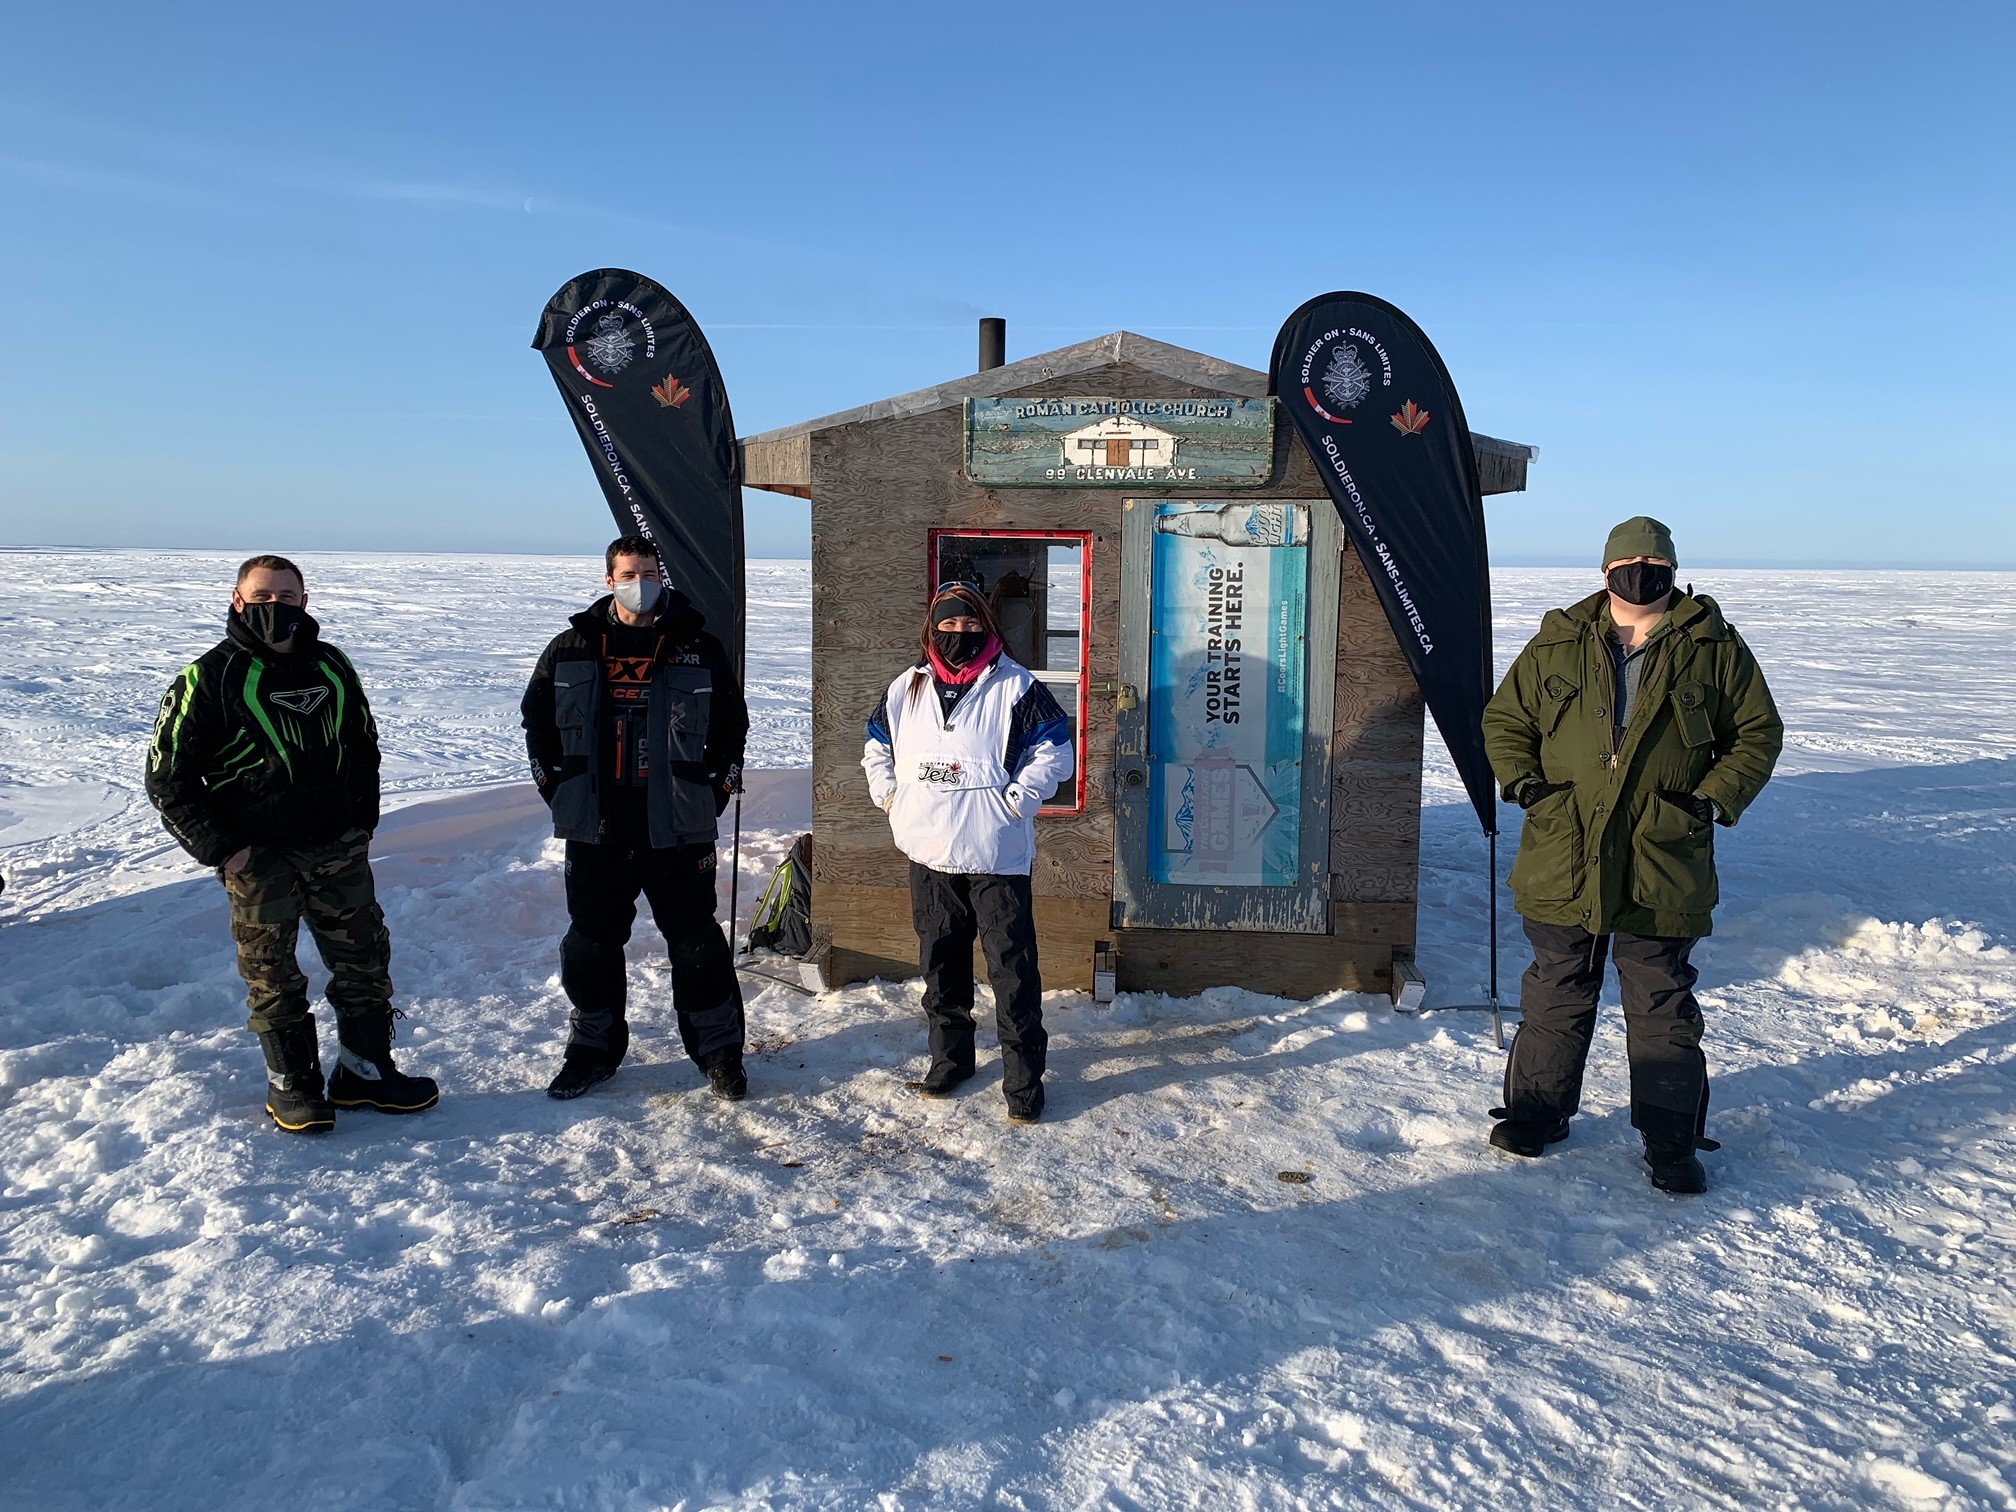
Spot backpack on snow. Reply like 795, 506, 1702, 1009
744, 833, 812, 958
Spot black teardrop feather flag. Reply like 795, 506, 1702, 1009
1269, 292, 1496, 834
532, 269, 744, 673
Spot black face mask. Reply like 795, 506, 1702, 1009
1606, 562, 1676, 606
932, 628, 989, 666
238, 600, 310, 647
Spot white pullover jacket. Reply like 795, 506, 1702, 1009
862, 654, 1074, 876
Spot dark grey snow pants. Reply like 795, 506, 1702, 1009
560, 838, 744, 1068
1501, 917, 1709, 1146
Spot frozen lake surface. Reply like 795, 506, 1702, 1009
1, 550, 2012, 1509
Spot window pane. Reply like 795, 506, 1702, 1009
1044, 543, 1083, 675
934, 536, 1084, 675
932, 532, 1088, 812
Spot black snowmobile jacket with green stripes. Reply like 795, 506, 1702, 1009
145, 614, 381, 868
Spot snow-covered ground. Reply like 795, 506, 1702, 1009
2, 551, 2013, 1510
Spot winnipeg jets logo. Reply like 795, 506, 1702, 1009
583, 312, 636, 375
1321, 344, 1372, 412
918, 759, 964, 786
268, 687, 329, 715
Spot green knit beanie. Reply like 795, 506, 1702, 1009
1601, 515, 1677, 567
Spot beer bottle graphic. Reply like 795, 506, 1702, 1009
1154, 502, 1309, 548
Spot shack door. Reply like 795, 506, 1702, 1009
1112, 498, 1339, 931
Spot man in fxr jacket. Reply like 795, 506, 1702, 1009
521, 536, 750, 1101
1482, 517, 1782, 1193
146, 554, 437, 1134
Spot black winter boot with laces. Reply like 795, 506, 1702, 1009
329, 1010, 439, 1114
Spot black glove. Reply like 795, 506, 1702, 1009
530, 759, 558, 807
1515, 778, 1574, 809
1658, 789, 1717, 825
679, 761, 741, 816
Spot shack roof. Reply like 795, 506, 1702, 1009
737, 329, 1537, 498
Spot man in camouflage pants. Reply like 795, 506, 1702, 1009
147, 555, 437, 1132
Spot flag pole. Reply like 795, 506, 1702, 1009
1423, 826, 1507, 1046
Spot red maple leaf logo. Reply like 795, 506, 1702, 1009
1390, 400, 1430, 436
651, 376, 693, 409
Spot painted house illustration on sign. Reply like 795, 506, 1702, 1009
1063, 413, 1178, 471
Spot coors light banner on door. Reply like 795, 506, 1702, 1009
532, 269, 745, 672
1269, 292, 1497, 834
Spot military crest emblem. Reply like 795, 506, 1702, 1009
1321, 343, 1372, 412
583, 313, 637, 376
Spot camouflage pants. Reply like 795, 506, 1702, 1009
220, 829, 393, 1035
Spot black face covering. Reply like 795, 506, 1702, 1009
1606, 562, 1676, 606
238, 600, 311, 647
932, 628, 989, 666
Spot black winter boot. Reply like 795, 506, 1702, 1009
912, 1060, 976, 1099
1005, 1084, 1045, 1125
258, 1021, 336, 1134
547, 1051, 619, 1100
1644, 1139, 1708, 1194
330, 1011, 439, 1114
703, 1047, 747, 1102
1488, 1116, 1571, 1158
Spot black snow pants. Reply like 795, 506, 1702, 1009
909, 863, 1046, 1099
1501, 918, 1709, 1147
560, 838, 744, 1068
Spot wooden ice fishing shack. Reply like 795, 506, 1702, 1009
739, 330, 1533, 997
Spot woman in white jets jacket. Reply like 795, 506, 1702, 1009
863, 582, 1075, 1123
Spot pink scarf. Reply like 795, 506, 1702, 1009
927, 634, 1001, 686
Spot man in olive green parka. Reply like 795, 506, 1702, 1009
1482, 517, 1782, 1193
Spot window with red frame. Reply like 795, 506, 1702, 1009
928, 529, 1090, 813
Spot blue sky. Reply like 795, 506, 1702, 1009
1, 1, 2009, 565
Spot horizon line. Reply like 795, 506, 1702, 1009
4, 544, 2015, 573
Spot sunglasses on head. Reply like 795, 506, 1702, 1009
934, 579, 983, 595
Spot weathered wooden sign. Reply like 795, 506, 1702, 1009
965, 397, 1276, 487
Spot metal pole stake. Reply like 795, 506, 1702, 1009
728, 792, 744, 953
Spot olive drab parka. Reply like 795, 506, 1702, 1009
1483, 590, 1783, 939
